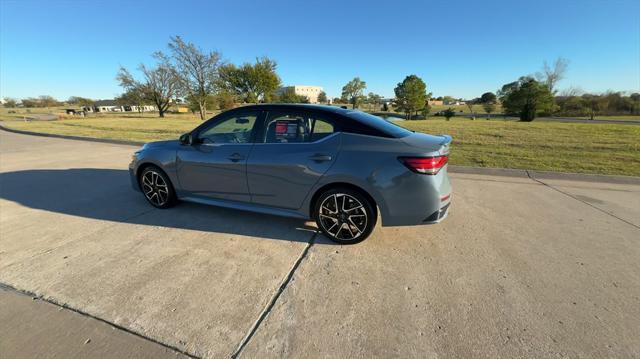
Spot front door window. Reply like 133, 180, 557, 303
197, 113, 258, 144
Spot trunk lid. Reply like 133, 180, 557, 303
401, 132, 452, 155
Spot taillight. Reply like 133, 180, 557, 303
398, 156, 448, 175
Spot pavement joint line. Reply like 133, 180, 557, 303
0, 282, 201, 359
525, 170, 640, 231
230, 232, 319, 359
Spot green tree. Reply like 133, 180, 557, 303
2, 98, 18, 108
581, 94, 612, 120
185, 94, 216, 113
275, 88, 308, 103
67, 96, 94, 107
115, 90, 148, 113
219, 57, 281, 103
117, 56, 180, 118
38, 95, 59, 108
21, 98, 39, 107
216, 91, 236, 110
367, 92, 383, 111
581, 95, 600, 120
479, 92, 497, 119
482, 102, 496, 119
442, 96, 455, 105
394, 75, 428, 120
341, 77, 367, 109
480, 92, 497, 104
421, 103, 431, 118
631, 93, 640, 114
167, 36, 222, 121
498, 77, 554, 122
443, 108, 456, 121
317, 91, 327, 104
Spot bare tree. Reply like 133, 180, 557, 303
536, 57, 569, 94
559, 86, 583, 97
117, 57, 179, 118
167, 36, 222, 121
465, 99, 475, 120
38, 95, 59, 108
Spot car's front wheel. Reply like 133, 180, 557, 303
314, 188, 376, 244
139, 166, 177, 209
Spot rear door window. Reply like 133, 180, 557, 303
262, 111, 336, 143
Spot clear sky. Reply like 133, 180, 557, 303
1, 0, 639, 100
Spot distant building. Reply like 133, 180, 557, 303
428, 100, 444, 106
277, 85, 324, 103
84, 100, 156, 113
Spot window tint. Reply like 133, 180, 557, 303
344, 111, 412, 138
309, 118, 334, 142
263, 111, 335, 143
198, 112, 258, 144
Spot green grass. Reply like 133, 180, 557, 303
1, 112, 639, 176
401, 117, 640, 176
1, 114, 202, 142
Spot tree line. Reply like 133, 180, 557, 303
4, 48, 639, 122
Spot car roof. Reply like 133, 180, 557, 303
221, 103, 410, 139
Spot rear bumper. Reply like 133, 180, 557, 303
377, 165, 453, 226
423, 201, 451, 224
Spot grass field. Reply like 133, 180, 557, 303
2, 111, 639, 176
400, 118, 640, 176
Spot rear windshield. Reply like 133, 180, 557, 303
344, 111, 412, 138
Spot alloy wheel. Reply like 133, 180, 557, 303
141, 170, 169, 207
318, 193, 368, 241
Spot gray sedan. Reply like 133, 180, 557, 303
129, 104, 452, 243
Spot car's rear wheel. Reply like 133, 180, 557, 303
139, 166, 176, 209
314, 188, 376, 244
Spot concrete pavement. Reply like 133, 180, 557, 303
1, 130, 639, 358
0, 285, 188, 359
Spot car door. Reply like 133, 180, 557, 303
247, 109, 340, 209
176, 109, 261, 203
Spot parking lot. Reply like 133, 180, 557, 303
1, 130, 639, 358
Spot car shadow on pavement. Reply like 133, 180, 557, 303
0, 168, 320, 243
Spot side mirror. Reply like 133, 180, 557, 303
179, 133, 193, 145
236, 118, 249, 124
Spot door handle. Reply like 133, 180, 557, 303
228, 153, 245, 162
309, 154, 332, 162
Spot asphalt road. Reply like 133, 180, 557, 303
1, 130, 639, 358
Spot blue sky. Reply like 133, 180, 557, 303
1, 0, 639, 100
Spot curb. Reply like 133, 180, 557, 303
2, 125, 639, 185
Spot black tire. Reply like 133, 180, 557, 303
139, 166, 177, 209
314, 187, 376, 244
